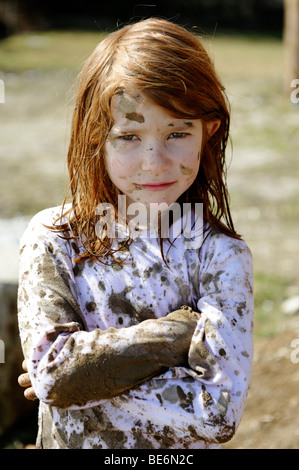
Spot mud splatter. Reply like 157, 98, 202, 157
202, 270, 225, 293
175, 277, 191, 300
126, 112, 145, 123
108, 289, 136, 317
85, 301, 96, 312
179, 164, 193, 175
118, 93, 138, 114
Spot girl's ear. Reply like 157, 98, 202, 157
206, 120, 221, 138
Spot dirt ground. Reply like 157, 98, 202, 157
1, 35, 299, 448
222, 78, 299, 449
223, 314, 299, 449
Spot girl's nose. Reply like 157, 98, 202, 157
141, 142, 170, 172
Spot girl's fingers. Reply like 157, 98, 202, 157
18, 372, 31, 388
18, 371, 37, 400
24, 387, 37, 401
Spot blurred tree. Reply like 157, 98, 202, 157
284, 0, 299, 92
0, 0, 49, 36
0, 0, 284, 37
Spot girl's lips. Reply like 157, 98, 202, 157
134, 182, 176, 191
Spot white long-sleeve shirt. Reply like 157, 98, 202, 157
17, 205, 254, 449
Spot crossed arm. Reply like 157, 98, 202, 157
18, 305, 200, 407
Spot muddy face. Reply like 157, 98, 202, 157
104, 91, 203, 211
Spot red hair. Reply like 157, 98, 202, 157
55, 18, 241, 262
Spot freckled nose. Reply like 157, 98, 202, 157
141, 144, 169, 171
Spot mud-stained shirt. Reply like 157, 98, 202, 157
17, 205, 254, 449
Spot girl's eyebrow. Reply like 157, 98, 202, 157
110, 127, 138, 135
110, 121, 196, 134
168, 121, 194, 128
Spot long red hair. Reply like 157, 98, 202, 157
55, 18, 241, 262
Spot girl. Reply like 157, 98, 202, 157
17, 18, 254, 449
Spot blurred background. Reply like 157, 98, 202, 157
0, 0, 298, 449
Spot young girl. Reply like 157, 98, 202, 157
17, 18, 254, 449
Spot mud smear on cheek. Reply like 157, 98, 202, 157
179, 164, 193, 175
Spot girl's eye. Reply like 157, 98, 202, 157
118, 134, 138, 141
169, 132, 188, 139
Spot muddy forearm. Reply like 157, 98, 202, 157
46, 306, 198, 408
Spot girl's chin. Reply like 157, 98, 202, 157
126, 198, 178, 208
123, 190, 182, 208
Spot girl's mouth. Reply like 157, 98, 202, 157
134, 182, 176, 191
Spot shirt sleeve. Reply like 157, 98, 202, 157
115, 231, 254, 445
17, 209, 198, 408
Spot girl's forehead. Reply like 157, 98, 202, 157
110, 91, 194, 126
112, 91, 142, 114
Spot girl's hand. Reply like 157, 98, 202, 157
18, 360, 37, 401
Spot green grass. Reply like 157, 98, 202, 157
0, 30, 283, 76
254, 271, 293, 337
202, 33, 283, 82
0, 30, 105, 72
